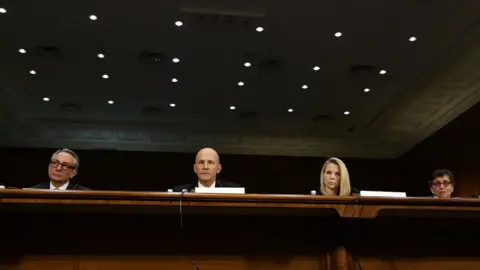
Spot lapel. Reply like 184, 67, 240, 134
66, 183, 75, 190
190, 182, 198, 192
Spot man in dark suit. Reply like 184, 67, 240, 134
30, 148, 90, 190
173, 147, 239, 192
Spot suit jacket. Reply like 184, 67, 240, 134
30, 182, 91, 190
173, 180, 240, 192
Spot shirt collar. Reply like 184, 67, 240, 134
198, 181, 215, 188
50, 181, 69, 190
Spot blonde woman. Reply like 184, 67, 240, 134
320, 157, 351, 196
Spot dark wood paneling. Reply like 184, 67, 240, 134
3, 192, 480, 270
399, 101, 480, 197
0, 147, 400, 195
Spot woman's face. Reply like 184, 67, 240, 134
430, 175, 454, 198
323, 162, 341, 191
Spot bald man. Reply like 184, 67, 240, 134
173, 148, 240, 192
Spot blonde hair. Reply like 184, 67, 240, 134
320, 157, 351, 196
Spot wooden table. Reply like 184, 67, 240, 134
1, 190, 480, 270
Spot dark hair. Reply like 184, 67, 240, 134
430, 169, 454, 185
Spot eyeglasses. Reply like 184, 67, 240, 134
50, 161, 75, 171
431, 181, 452, 188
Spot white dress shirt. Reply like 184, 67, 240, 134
198, 181, 216, 188
50, 181, 69, 190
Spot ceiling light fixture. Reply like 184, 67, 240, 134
169, 103, 176, 107
107, 100, 114, 104
344, 111, 350, 115
102, 74, 109, 79
29, 70, 36, 75
229, 106, 236, 110
19, 48, 27, 54
43, 97, 50, 102
175, 21, 183, 27
256, 26, 264, 32
409, 36, 417, 42
89, 15, 98, 20
0, 8, 7, 14
313, 66, 320, 71
172, 58, 180, 63
97, 53, 105, 58
288, 108, 294, 113
171, 78, 178, 83
238, 81, 244, 86
334, 32, 342, 37
244, 62, 251, 67
379, 69, 387, 75
364, 88, 370, 93
302, 85, 308, 90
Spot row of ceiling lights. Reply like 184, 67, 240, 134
41, 97, 305, 113
1, 8, 419, 41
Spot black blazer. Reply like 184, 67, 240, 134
29, 182, 91, 190
173, 180, 240, 192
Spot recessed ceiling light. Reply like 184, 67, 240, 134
43, 97, 50, 102
344, 111, 350, 115
102, 74, 109, 79
334, 32, 342, 37
97, 53, 105, 58
19, 48, 27, 54
409, 36, 417, 42
172, 58, 180, 63
29, 70, 36, 75
169, 103, 176, 107
171, 78, 178, 83
287, 108, 294, 113
244, 62, 251, 67
175, 21, 183, 27
89, 15, 98, 20
313, 66, 320, 71
302, 85, 308, 90
364, 88, 370, 93
256, 26, 264, 32
229, 106, 236, 110
107, 100, 114, 104
238, 81, 244, 86
379, 69, 387, 75
0, 8, 7, 14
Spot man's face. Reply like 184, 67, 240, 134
48, 152, 77, 183
430, 175, 454, 198
193, 149, 222, 182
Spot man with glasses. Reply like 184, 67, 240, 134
30, 148, 90, 190
429, 169, 454, 198
173, 147, 239, 192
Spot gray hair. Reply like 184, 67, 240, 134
51, 148, 80, 169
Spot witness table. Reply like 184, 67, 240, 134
1, 189, 480, 270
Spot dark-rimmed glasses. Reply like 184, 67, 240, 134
431, 181, 451, 188
50, 161, 75, 171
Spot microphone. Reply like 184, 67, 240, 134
178, 188, 200, 269
216, 180, 223, 187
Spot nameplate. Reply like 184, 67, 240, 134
360, 190, 407, 198
194, 187, 246, 194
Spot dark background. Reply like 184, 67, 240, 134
1, 102, 478, 198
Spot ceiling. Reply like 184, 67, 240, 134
0, 0, 479, 158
